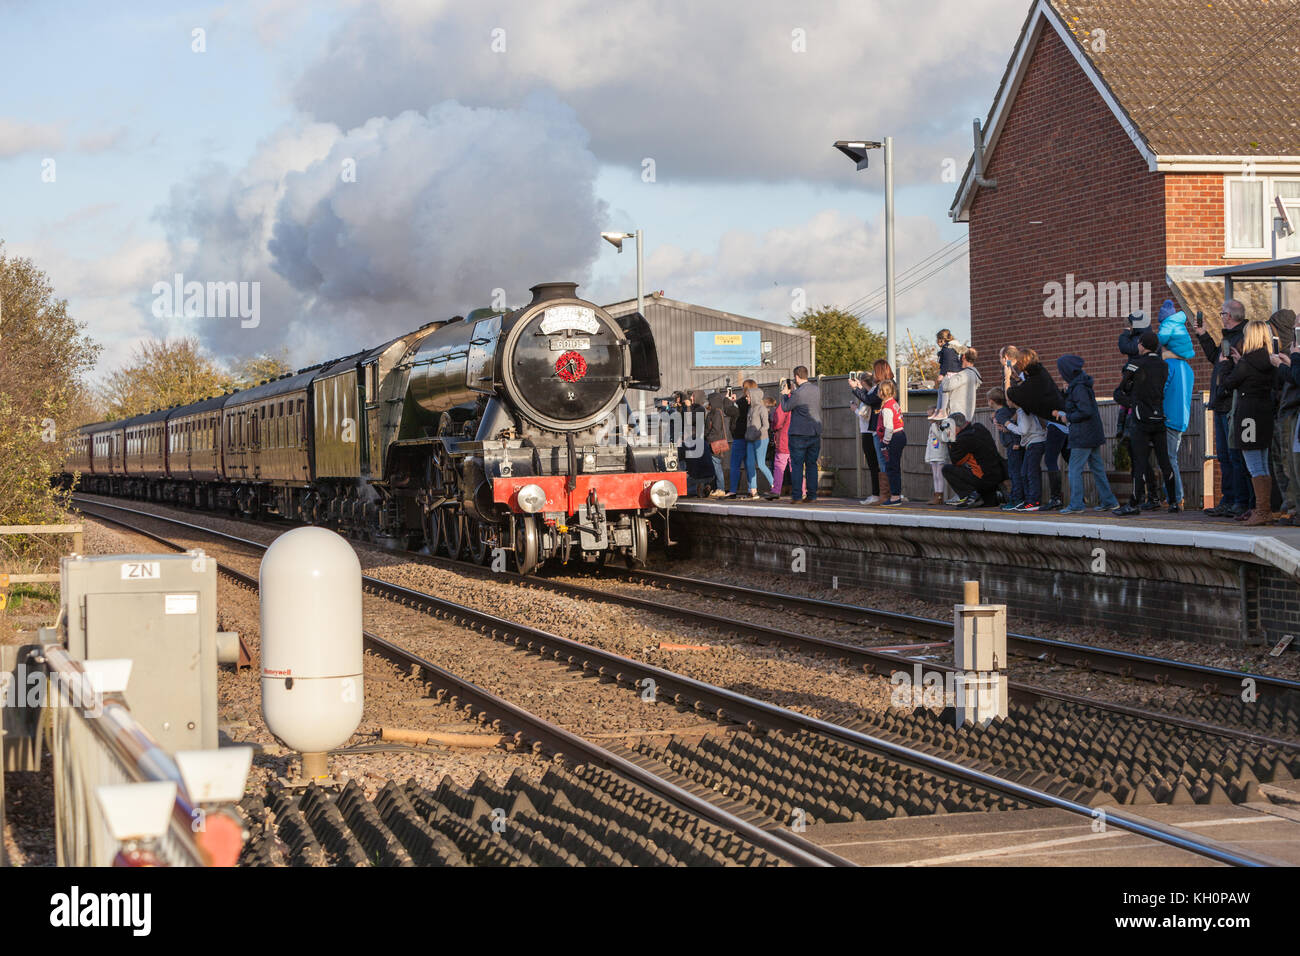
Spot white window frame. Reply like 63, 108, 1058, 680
1277, 180, 1300, 256
1224, 175, 1300, 258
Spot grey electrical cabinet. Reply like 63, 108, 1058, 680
61, 553, 218, 752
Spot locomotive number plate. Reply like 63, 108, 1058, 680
549, 338, 590, 351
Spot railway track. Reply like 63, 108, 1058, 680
77, 501, 843, 867
73, 496, 1296, 866
610, 567, 1300, 700
75, 491, 1294, 709
322, 526, 1300, 753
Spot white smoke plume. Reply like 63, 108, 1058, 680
154, 94, 607, 364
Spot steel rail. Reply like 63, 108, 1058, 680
73, 497, 1288, 866
74, 500, 847, 867
610, 568, 1300, 700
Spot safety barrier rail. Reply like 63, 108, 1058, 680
43, 645, 241, 866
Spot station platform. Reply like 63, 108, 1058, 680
671, 498, 1300, 648
803, 799, 1300, 866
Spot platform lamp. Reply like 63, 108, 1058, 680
834, 138, 896, 379
601, 229, 647, 436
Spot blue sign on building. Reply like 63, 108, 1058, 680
693, 330, 762, 367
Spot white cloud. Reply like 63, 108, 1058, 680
292, 0, 1029, 184
6, 232, 172, 379
0, 119, 64, 158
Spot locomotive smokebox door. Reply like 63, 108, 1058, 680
615, 311, 661, 391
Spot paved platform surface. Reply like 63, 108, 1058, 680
804, 801, 1300, 866
677, 496, 1300, 579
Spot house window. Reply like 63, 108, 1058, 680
1279, 181, 1300, 255
1225, 176, 1300, 257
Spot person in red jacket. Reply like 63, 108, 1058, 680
876, 381, 907, 506
764, 395, 791, 500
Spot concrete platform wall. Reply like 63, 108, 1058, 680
673, 510, 1290, 648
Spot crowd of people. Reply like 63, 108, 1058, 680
664, 300, 1300, 525
670, 365, 824, 502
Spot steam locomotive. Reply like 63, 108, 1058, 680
67, 282, 685, 571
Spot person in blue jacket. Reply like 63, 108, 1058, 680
1052, 354, 1119, 514
1156, 299, 1195, 358
1156, 299, 1194, 507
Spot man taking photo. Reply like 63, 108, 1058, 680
1196, 301, 1250, 517
1112, 331, 1178, 516
780, 366, 822, 503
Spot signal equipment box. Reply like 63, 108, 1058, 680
61, 552, 218, 752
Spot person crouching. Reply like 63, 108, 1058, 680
942, 412, 1007, 508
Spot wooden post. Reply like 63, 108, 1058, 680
963, 580, 979, 605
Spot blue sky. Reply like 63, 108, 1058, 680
0, 0, 1025, 376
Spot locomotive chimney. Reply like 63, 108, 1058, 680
528, 282, 579, 305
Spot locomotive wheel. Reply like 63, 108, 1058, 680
442, 510, 466, 560
421, 506, 442, 555
513, 516, 539, 574
626, 515, 649, 568
467, 518, 491, 566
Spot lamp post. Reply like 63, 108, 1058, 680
601, 229, 646, 435
833, 138, 896, 376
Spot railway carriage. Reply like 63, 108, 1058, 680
91, 423, 126, 489
66, 280, 684, 571
221, 371, 314, 516
122, 408, 170, 497
166, 393, 229, 506
66, 427, 94, 477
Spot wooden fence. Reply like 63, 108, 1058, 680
0, 524, 83, 592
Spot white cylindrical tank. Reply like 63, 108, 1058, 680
260, 527, 363, 756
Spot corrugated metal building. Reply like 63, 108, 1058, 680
604, 294, 815, 397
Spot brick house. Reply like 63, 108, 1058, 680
950, 0, 1300, 396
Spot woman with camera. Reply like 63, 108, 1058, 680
1222, 320, 1279, 525
849, 361, 892, 504
1006, 347, 1068, 511
1270, 316, 1300, 525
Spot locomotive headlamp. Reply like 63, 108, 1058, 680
648, 479, 678, 509
517, 484, 548, 513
